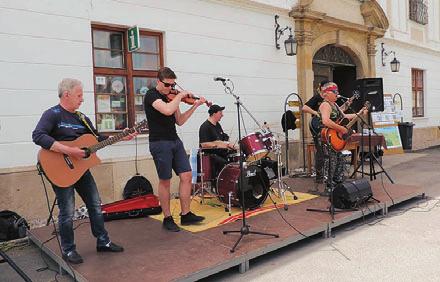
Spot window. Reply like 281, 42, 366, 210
92, 24, 163, 133
411, 69, 424, 117
409, 0, 428, 25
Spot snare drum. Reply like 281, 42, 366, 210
216, 163, 269, 210
240, 132, 269, 163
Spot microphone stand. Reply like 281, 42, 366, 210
283, 93, 306, 175
348, 108, 394, 183
218, 80, 278, 253
338, 96, 366, 178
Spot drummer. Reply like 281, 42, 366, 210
199, 104, 236, 177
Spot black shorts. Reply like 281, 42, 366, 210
149, 139, 191, 180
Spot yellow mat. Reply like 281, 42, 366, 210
151, 191, 318, 233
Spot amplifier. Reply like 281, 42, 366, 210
332, 178, 373, 209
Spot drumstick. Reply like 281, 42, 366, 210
231, 139, 238, 148
226, 121, 237, 149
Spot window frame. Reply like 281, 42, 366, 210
91, 24, 164, 134
411, 68, 424, 117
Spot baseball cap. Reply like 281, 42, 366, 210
208, 104, 225, 115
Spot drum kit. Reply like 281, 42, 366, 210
194, 129, 296, 212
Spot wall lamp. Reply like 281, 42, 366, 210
381, 42, 400, 72
275, 15, 297, 56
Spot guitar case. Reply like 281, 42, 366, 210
122, 136, 154, 200
123, 174, 153, 199
101, 194, 162, 221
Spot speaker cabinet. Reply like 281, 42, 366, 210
332, 178, 373, 209
351, 78, 384, 112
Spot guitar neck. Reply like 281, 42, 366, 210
340, 97, 353, 110
346, 108, 369, 131
88, 128, 135, 153
341, 100, 350, 109
346, 102, 369, 130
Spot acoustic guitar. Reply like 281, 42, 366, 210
38, 119, 148, 188
321, 101, 370, 152
309, 92, 360, 136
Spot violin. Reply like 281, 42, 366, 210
166, 89, 212, 107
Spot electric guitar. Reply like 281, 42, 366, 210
321, 101, 370, 152
38, 119, 148, 188
309, 92, 360, 136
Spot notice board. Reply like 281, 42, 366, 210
370, 94, 403, 154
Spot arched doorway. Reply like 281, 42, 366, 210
313, 44, 357, 103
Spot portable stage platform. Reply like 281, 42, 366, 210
28, 178, 424, 282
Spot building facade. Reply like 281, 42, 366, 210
1, 0, 439, 225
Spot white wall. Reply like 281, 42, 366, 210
0, 0, 297, 168
376, 41, 440, 126
376, 0, 440, 128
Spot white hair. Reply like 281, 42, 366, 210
58, 78, 83, 98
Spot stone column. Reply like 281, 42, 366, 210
366, 34, 377, 77
293, 18, 315, 141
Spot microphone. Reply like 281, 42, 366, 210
337, 95, 350, 100
213, 77, 229, 82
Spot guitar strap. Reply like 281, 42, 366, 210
75, 111, 99, 140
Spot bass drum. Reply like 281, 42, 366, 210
216, 163, 269, 210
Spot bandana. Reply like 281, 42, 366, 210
321, 82, 338, 93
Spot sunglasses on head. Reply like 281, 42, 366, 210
329, 90, 339, 95
160, 80, 176, 88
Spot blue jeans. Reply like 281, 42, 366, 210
52, 170, 109, 254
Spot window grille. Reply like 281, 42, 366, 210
409, 0, 428, 25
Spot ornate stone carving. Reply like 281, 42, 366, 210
313, 45, 355, 66
295, 29, 314, 46
367, 34, 377, 56
361, 0, 389, 31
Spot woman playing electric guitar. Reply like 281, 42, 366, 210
303, 80, 360, 184
317, 82, 368, 194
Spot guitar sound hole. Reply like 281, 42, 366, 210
63, 154, 75, 169
82, 148, 91, 159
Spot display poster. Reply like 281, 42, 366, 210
374, 126, 403, 149
98, 114, 115, 132
136, 113, 145, 123
370, 94, 404, 154
97, 95, 111, 112
371, 94, 401, 126
111, 100, 121, 108
95, 76, 106, 86
135, 95, 144, 106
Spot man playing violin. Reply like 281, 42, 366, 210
144, 67, 206, 232
318, 82, 366, 195
199, 104, 236, 178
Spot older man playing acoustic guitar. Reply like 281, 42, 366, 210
32, 78, 136, 264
